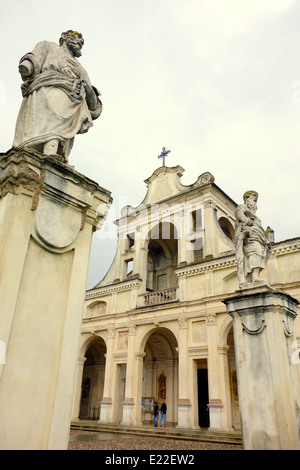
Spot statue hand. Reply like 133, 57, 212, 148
18, 60, 33, 79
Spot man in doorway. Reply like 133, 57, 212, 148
158, 400, 167, 427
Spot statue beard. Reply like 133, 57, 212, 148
246, 201, 257, 211
66, 40, 83, 58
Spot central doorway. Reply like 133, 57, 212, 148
197, 361, 210, 428
142, 327, 178, 425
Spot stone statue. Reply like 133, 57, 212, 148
12, 30, 102, 162
235, 190, 271, 287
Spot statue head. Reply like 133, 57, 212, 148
243, 190, 258, 202
59, 30, 84, 58
243, 190, 258, 210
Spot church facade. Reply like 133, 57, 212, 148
71, 165, 300, 431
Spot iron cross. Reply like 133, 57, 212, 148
158, 147, 171, 166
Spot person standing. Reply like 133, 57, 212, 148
153, 401, 159, 427
158, 400, 167, 427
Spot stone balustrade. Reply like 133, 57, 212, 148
139, 287, 178, 306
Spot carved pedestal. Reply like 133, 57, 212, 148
224, 286, 300, 450
177, 399, 192, 429
0, 148, 111, 449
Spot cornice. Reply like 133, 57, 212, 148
86, 278, 142, 299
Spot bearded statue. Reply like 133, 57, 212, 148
12, 30, 102, 162
235, 191, 271, 287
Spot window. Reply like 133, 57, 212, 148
191, 209, 202, 231
125, 233, 135, 251
126, 259, 133, 277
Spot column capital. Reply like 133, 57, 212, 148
107, 328, 116, 338
206, 312, 216, 326
178, 315, 188, 329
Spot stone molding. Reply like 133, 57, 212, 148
86, 279, 142, 299
176, 255, 236, 278
175, 238, 300, 279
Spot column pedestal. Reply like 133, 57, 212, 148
0, 148, 112, 449
177, 399, 192, 428
223, 285, 300, 450
208, 399, 224, 431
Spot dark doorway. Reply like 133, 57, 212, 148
197, 369, 210, 428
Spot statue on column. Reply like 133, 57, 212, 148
235, 190, 271, 288
12, 30, 102, 163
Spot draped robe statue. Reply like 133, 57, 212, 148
13, 30, 102, 162
235, 191, 271, 287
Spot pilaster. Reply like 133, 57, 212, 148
206, 312, 224, 430
99, 328, 116, 423
121, 324, 137, 425
176, 315, 192, 428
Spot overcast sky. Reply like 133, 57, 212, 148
1, 0, 300, 289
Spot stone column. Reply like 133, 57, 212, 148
72, 356, 87, 419
132, 352, 145, 425
176, 316, 192, 428
206, 313, 224, 430
203, 200, 218, 258
121, 324, 137, 425
0, 148, 112, 450
223, 286, 300, 450
99, 328, 116, 423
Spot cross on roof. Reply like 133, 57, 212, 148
158, 147, 171, 167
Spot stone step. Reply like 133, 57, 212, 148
70, 420, 242, 445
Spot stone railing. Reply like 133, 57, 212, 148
139, 287, 178, 306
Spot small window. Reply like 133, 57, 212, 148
126, 259, 133, 277
191, 209, 202, 231
191, 237, 203, 262
127, 233, 135, 250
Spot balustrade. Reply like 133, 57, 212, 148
139, 287, 178, 306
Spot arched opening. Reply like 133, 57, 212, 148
142, 327, 178, 426
218, 217, 235, 241
146, 222, 178, 292
79, 337, 106, 420
227, 326, 241, 430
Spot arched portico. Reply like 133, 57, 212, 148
141, 327, 178, 425
73, 336, 106, 420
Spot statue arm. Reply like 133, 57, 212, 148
236, 204, 253, 226
85, 82, 102, 119
19, 59, 34, 79
18, 42, 49, 82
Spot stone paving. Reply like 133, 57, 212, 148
68, 430, 242, 451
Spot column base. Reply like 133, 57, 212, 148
176, 399, 192, 429
120, 399, 135, 425
208, 399, 223, 431
98, 398, 112, 424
